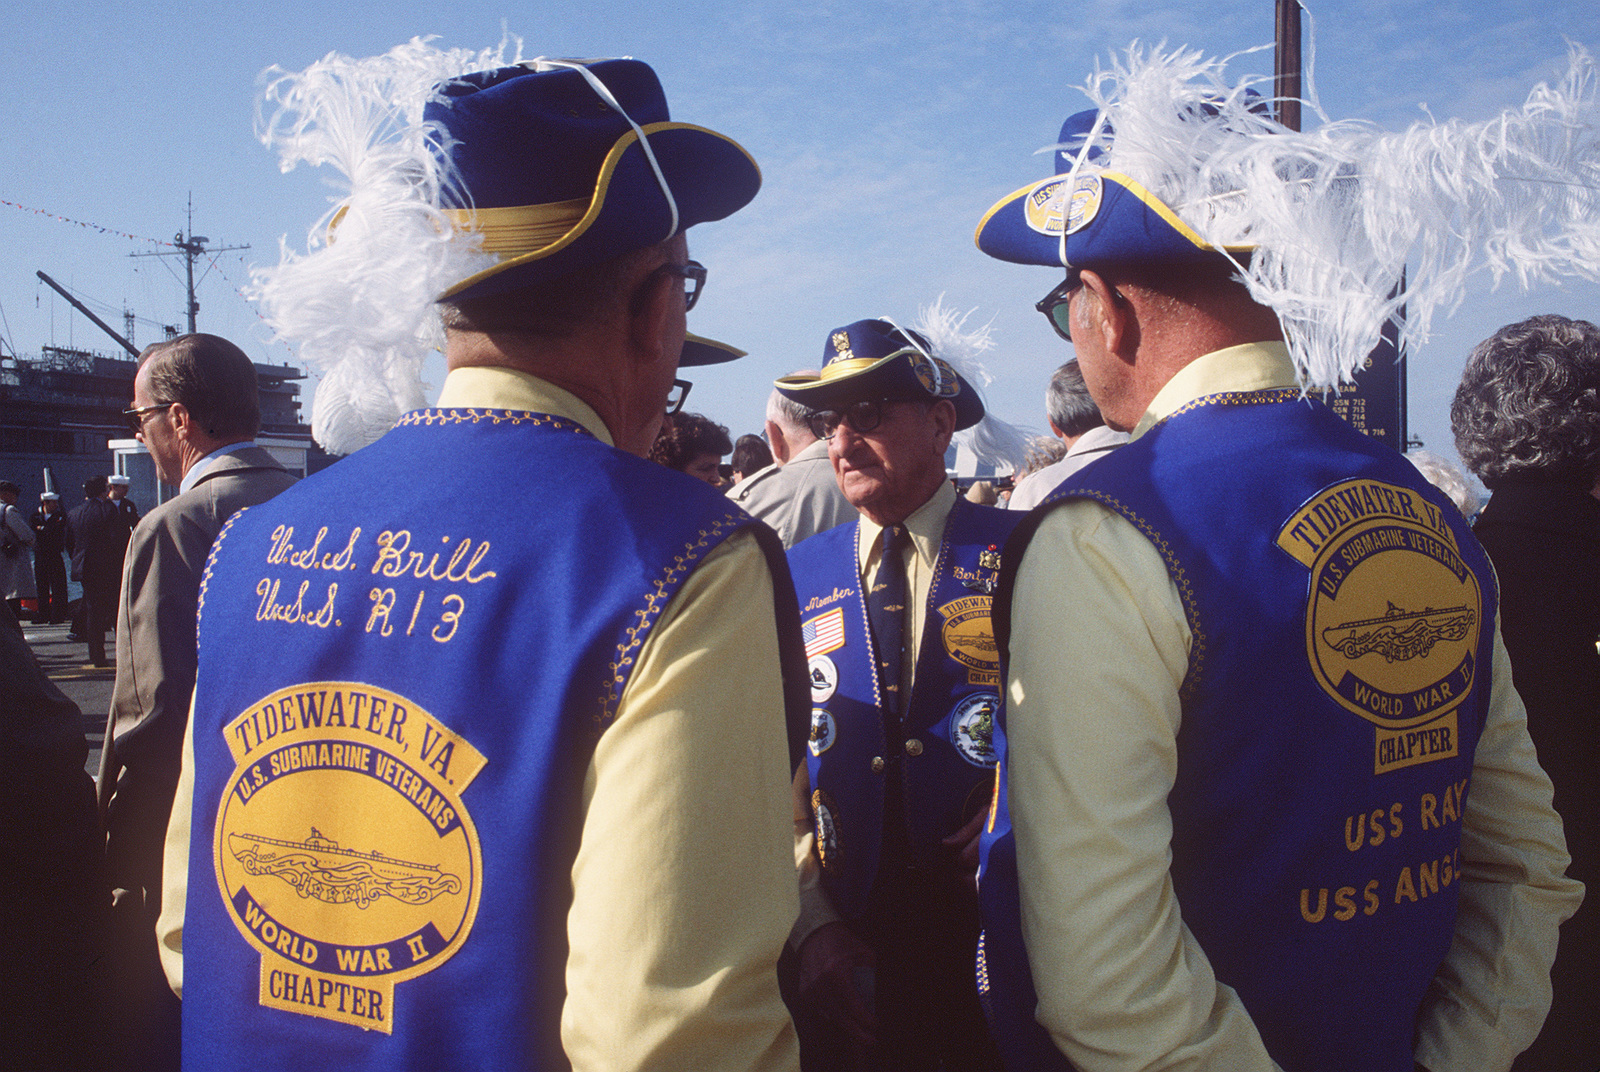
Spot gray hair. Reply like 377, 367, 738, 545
1451, 315, 1600, 489
1405, 450, 1482, 519
1045, 361, 1104, 439
1015, 435, 1068, 480
766, 376, 817, 434
141, 333, 261, 440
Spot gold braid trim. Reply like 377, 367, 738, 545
395, 409, 594, 434
1054, 489, 1209, 706
596, 511, 748, 733
1159, 387, 1304, 425
441, 199, 590, 255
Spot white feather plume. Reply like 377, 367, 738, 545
1074, 41, 1600, 390
907, 297, 1035, 472
246, 37, 518, 455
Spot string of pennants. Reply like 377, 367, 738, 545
4, 197, 302, 364
1, 198, 176, 247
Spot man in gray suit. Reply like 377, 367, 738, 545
98, 333, 298, 1071
729, 378, 858, 547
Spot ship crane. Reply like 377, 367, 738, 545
33, 270, 138, 357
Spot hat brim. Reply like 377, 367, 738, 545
975, 170, 1250, 269
775, 353, 985, 431
680, 333, 746, 367
442, 122, 761, 302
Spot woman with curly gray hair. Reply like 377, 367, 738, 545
1450, 313, 1600, 1069
1453, 315, 1600, 490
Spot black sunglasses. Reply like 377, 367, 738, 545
123, 402, 174, 435
666, 378, 692, 415
1035, 269, 1084, 342
658, 260, 708, 311
808, 398, 900, 441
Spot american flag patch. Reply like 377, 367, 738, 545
802, 607, 846, 658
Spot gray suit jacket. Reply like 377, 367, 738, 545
727, 439, 858, 547
98, 445, 299, 907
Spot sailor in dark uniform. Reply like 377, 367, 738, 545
781, 319, 1020, 1072
108, 474, 140, 530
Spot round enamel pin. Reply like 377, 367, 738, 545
808, 654, 839, 704
949, 692, 1000, 767
908, 349, 942, 395
809, 707, 838, 756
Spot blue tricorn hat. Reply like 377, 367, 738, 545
773, 319, 985, 431
974, 107, 1253, 270
427, 59, 762, 303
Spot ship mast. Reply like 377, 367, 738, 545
130, 194, 248, 335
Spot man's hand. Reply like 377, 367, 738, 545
940, 806, 988, 892
797, 920, 878, 1046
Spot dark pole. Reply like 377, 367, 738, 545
1272, 2, 1409, 447
35, 271, 140, 357
184, 237, 198, 333
1275, 0, 1303, 132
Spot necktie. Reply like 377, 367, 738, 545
867, 524, 909, 719
868, 523, 911, 870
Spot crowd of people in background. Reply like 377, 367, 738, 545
1, 473, 142, 664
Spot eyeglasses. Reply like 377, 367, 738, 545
1035, 269, 1084, 342
1036, 269, 1126, 342
658, 260, 708, 311
808, 398, 901, 441
666, 378, 692, 415
123, 402, 174, 435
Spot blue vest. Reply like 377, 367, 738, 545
979, 391, 1495, 1072
789, 497, 1022, 918
180, 409, 805, 1071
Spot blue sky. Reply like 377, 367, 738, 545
5, 1, 1599, 467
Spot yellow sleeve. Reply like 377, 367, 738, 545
1413, 621, 1583, 1072
156, 694, 196, 999
561, 528, 801, 1072
1007, 501, 1281, 1072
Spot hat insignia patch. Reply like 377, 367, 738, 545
1064, 173, 1102, 235
1023, 173, 1101, 237
1024, 177, 1070, 236
830, 331, 855, 362
909, 350, 941, 395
